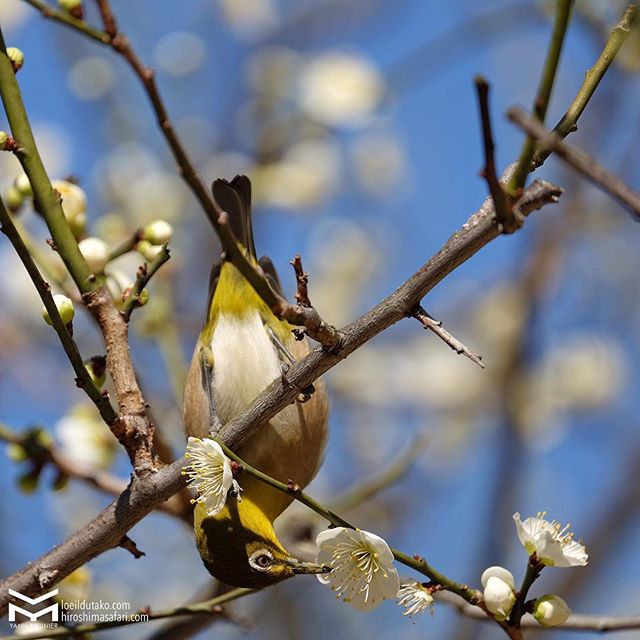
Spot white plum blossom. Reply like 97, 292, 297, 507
184, 437, 239, 516
397, 581, 433, 619
533, 594, 572, 627
481, 567, 516, 621
316, 527, 399, 611
513, 512, 588, 567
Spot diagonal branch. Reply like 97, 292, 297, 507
508, 107, 640, 219
507, 0, 575, 196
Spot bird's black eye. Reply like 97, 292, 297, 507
249, 550, 274, 572
256, 555, 271, 568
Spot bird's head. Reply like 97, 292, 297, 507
194, 496, 329, 588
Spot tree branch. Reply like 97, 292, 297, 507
508, 107, 640, 219
507, 0, 574, 195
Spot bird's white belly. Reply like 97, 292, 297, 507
210, 311, 282, 424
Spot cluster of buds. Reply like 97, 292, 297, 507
479, 512, 588, 628
137, 219, 173, 261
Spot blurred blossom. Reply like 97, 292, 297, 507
67, 56, 115, 101
473, 283, 528, 359
216, 0, 279, 39
0, 247, 43, 326
175, 116, 218, 164
254, 139, 340, 209
536, 334, 625, 411
105, 269, 134, 308
517, 334, 626, 446
201, 152, 254, 187
307, 218, 379, 326
32, 123, 71, 177
55, 404, 117, 470
95, 213, 130, 246
127, 171, 187, 223
332, 337, 489, 412
247, 46, 301, 99
0, 0, 31, 32
298, 52, 383, 127
351, 130, 406, 197
94, 144, 187, 221
153, 31, 206, 76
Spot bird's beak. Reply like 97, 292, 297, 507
286, 558, 332, 575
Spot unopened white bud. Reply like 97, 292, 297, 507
7, 47, 24, 72
52, 180, 87, 225
143, 219, 173, 245
42, 294, 75, 326
137, 240, 163, 262
0, 131, 8, 148
481, 566, 515, 590
78, 237, 109, 273
14, 174, 33, 197
533, 594, 571, 627
483, 576, 515, 621
5, 185, 23, 211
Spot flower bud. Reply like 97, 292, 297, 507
78, 237, 109, 273
4, 185, 24, 211
84, 355, 106, 389
533, 594, 571, 627
137, 239, 163, 262
6, 443, 27, 462
0, 131, 8, 148
58, 0, 84, 19
143, 219, 173, 245
52, 180, 87, 231
483, 576, 515, 621
18, 469, 39, 493
42, 294, 75, 326
14, 173, 33, 197
481, 566, 515, 590
7, 47, 24, 72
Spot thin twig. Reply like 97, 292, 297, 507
536, 4, 638, 166
508, 0, 575, 195
508, 107, 640, 219
107, 227, 143, 262
474, 75, 514, 232
412, 305, 484, 369
121, 246, 171, 320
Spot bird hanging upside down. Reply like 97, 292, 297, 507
183, 175, 329, 587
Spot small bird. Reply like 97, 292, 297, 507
183, 175, 329, 588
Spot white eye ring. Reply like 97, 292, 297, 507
249, 550, 274, 572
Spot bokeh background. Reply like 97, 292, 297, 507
1, 1, 640, 638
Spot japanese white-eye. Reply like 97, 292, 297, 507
183, 175, 329, 588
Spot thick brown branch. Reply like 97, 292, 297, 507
508, 107, 640, 219
83, 287, 156, 474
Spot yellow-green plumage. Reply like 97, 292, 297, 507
183, 176, 329, 587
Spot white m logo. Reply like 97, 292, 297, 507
8, 589, 59, 622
